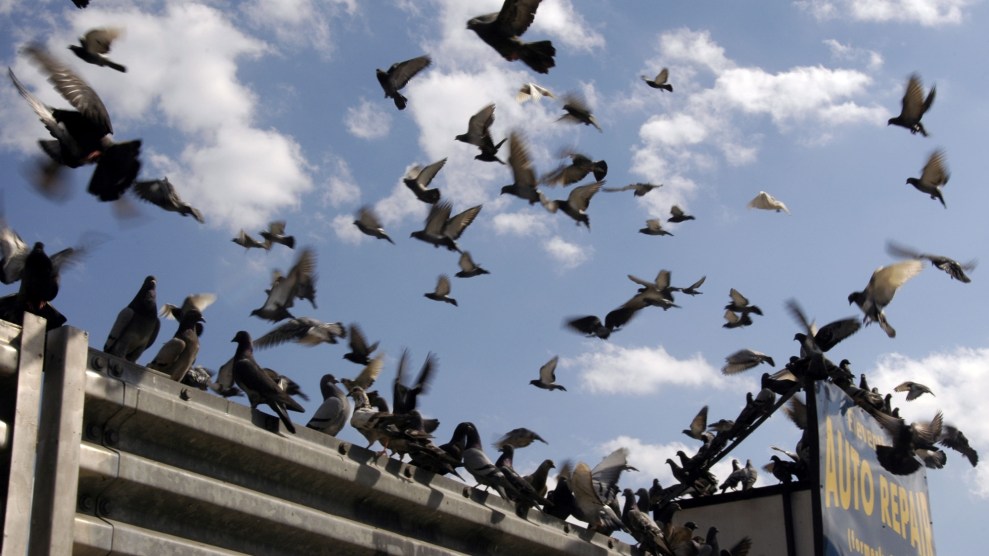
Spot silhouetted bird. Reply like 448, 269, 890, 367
642, 68, 673, 91
455, 251, 490, 278
723, 310, 752, 329
639, 218, 673, 236
894, 381, 934, 401
722, 349, 775, 374
343, 323, 379, 366
132, 177, 204, 223
565, 315, 612, 339
231, 330, 302, 434
558, 94, 602, 131
531, 355, 566, 391
253, 317, 345, 349
260, 220, 295, 250
542, 151, 607, 186
232, 230, 266, 250
675, 275, 706, 296
410, 201, 482, 252
939, 425, 978, 467
467, 0, 556, 74
905, 150, 949, 208
888, 73, 935, 136
604, 182, 661, 197
501, 131, 541, 204
403, 158, 446, 204
251, 247, 317, 321
886, 241, 975, 283
495, 427, 547, 449
455, 104, 504, 164
104, 275, 159, 362
726, 288, 762, 316
376, 54, 431, 110
540, 181, 603, 228
69, 28, 126, 72
424, 275, 457, 306
873, 410, 942, 475
668, 205, 695, 223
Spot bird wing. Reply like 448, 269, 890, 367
670, 205, 685, 218
919, 150, 949, 186
354, 353, 385, 389
443, 205, 482, 240
729, 288, 750, 308
434, 274, 452, 296
83, 28, 122, 54
539, 356, 558, 383
466, 104, 495, 141
495, 0, 542, 36
508, 132, 537, 189
132, 179, 168, 204
253, 319, 308, 349
356, 206, 381, 229
867, 259, 924, 307
900, 74, 925, 120
147, 336, 187, 370
687, 405, 708, 437
267, 220, 287, 236
387, 55, 431, 89
24, 44, 112, 135
415, 158, 447, 188
423, 201, 453, 235
457, 251, 477, 272
685, 275, 706, 290
566, 181, 603, 211
654, 67, 669, 84
348, 323, 371, 354
654, 269, 671, 291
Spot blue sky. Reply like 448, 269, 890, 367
1, 0, 987, 552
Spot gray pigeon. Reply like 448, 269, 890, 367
455, 251, 490, 278
410, 201, 482, 252
69, 28, 126, 72
132, 177, 204, 223
403, 158, 446, 204
146, 309, 204, 382
260, 220, 295, 249
886, 241, 975, 283
459, 422, 521, 501
642, 68, 673, 91
540, 180, 603, 228
424, 274, 457, 306
500, 131, 542, 204
232, 230, 266, 250
894, 381, 934, 401
722, 349, 775, 374
557, 94, 602, 132
906, 150, 949, 208
467, 0, 555, 74
104, 275, 159, 362
605, 182, 661, 196
251, 247, 317, 321
639, 218, 673, 236
354, 205, 394, 244
343, 323, 379, 366
888, 74, 935, 136
306, 374, 350, 436
376, 54, 431, 110
253, 317, 345, 349
530, 355, 566, 391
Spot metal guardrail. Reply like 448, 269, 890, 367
0, 317, 634, 556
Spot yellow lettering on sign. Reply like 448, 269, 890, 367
825, 417, 839, 509
860, 459, 874, 516
879, 474, 890, 528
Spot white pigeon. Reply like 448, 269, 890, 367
747, 191, 790, 214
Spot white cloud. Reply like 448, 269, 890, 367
374, 181, 427, 228
492, 210, 551, 237
530, 0, 605, 52
242, 0, 357, 56
344, 98, 392, 140
659, 28, 733, 74
542, 235, 591, 269
321, 156, 361, 208
565, 343, 722, 395
796, 0, 970, 26
823, 39, 884, 71
331, 213, 363, 245
867, 347, 989, 497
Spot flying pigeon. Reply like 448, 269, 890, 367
540, 180, 603, 228
230, 330, 302, 434
905, 150, 949, 208
888, 73, 935, 136
392, 349, 436, 416
604, 182, 661, 197
104, 275, 159, 362
542, 151, 607, 186
722, 349, 775, 374
638, 218, 673, 236
675, 275, 706, 296
682, 405, 710, 441
160, 292, 216, 322
353, 205, 394, 244
455, 251, 490, 278
410, 201, 482, 252
132, 177, 204, 223
232, 230, 266, 250
260, 220, 295, 250
565, 315, 613, 339
494, 427, 547, 450
894, 381, 935, 401
69, 27, 126, 72
343, 323, 379, 365
376, 54, 431, 110
530, 355, 566, 391
146, 309, 204, 382
557, 94, 602, 132
516, 82, 554, 103
748, 191, 790, 214
404, 158, 446, 204
455, 104, 504, 164
886, 241, 975, 283
250, 247, 317, 321
467, 0, 556, 74
424, 274, 457, 306
726, 288, 763, 316
848, 259, 924, 338
668, 205, 695, 223
500, 131, 542, 204
253, 317, 345, 349
642, 68, 673, 91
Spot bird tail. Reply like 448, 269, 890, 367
592, 160, 608, 182
106, 60, 127, 73
877, 313, 896, 338
271, 402, 297, 434
661, 84, 673, 92
519, 41, 556, 74
393, 92, 408, 110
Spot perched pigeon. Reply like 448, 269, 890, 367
638, 218, 673, 236
785, 298, 861, 356
500, 131, 542, 204
557, 94, 602, 132
0, 241, 84, 329
306, 374, 350, 436
253, 317, 345, 349
424, 274, 457, 306
132, 177, 204, 223
748, 191, 790, 214
668, 205, 695, 223
530, 356, 566, 391
894, 381, 934, 401
905, 150, 949, 208
848, 259, 924, 338
642, 68, 673, 91
343, 323, 379, 366
459, 422, 521, 501
69, 28, 126, 72
376, 54, 431, 110
104, 275, 159, 362
232, 230, 266, 250
353, 206, 394, 244
540, 180, 603, 228
260, 220, 295, 250
146, 309, 204, 382
467, 0, 556, 74
516, 82, 554, 103
496, 445, 551, 516
410, 201, 482, 252
722, 349, 775, 375
251, 247, 317, 321
888, 74, 935, 136
719, 459, 758, 492
404, 158, 446, 204
886, 241, 975, 283
230, 330, 302, 434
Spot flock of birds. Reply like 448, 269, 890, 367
0, 0, 982, 554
